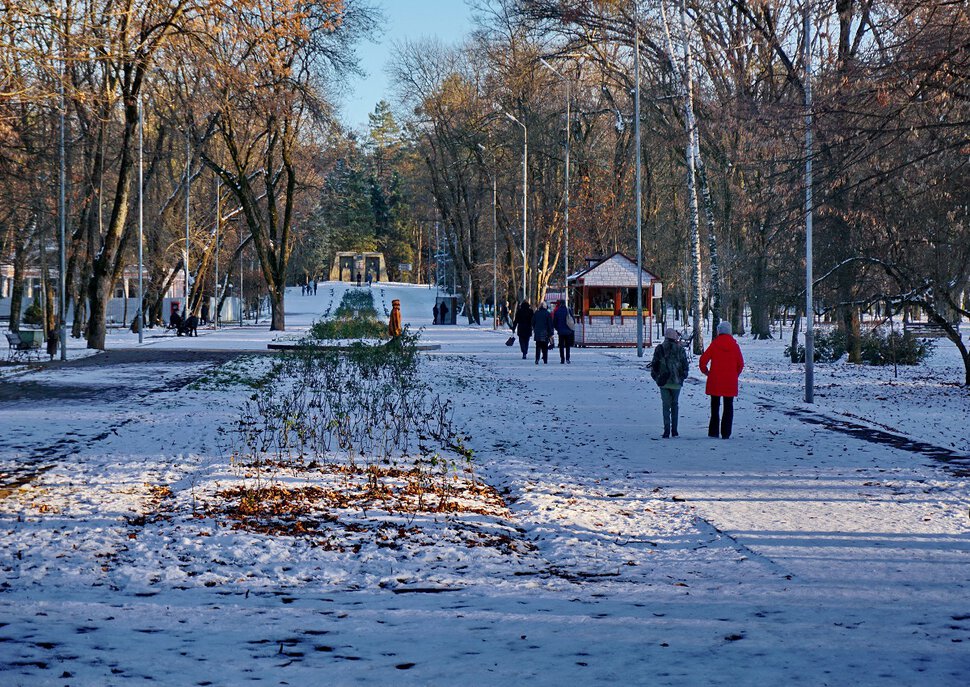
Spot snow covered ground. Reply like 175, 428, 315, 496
1, 282, 968, 686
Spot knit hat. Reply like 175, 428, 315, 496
717, 321, 732, 335
665, 327, 679, 340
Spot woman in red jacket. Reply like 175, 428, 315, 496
699, 321, 745, 439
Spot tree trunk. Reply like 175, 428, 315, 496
268, 282, 284, 330
41, 235, 57, 337
86, 97, 139, 350
790, 306, 802, 363
8, 233, 31, 332
749, 256, 772, 339
695, 148, 722, 332
680, 1, 705, 355
731, 296, 745, 337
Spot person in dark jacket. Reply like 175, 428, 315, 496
651, 328, 690, 438
552, 300, 576, 364
699, 320, 745, 439
531, 301, 554, 365
511, 300, 534, 359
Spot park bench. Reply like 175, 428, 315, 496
904, 321, 960, 339
5, 329, 43, 363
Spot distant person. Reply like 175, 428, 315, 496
552, 299, 576, 364
511, 300, 534, 360
313, 280, 318, 295
439, 300, 449, 325
433, 303, 439, 324
366, 272, 373, 287
356, 271, 362, 287
531, 301, 554, 365
388, 299, 402, 338
169, 310, 182, 332
178, 314, 199, 337
46, 325, 58, 360
651, 328, 690, 438
700, 321, 744, 439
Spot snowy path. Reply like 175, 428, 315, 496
1, 283, 968, 685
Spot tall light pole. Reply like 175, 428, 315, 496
184, 130, 191, 309
540, 58, 571, 309
504, 111, 528, 303
634, 2, 645, 358
804, 3, 815, 402
214, 177, 220, 329
238, 232, 244, 326
137, 96, 144, 344
57, 0, 68, 360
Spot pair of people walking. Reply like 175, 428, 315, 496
651, 320, 744, 439
511, 299, 577, 364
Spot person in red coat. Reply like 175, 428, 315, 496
699, 320, 745, 438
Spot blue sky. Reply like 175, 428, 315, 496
340, 0, 475, 131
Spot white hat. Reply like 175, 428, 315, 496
717, 321, 732, 335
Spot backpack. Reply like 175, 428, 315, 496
653, 341, 683, 387
652, 348, 670, 387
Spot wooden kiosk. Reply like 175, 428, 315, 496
567, 252, 661, 347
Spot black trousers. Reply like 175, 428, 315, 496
709, 396, 734, 439
518, 335, 530, 358
558, 332, 573, 362
535, 339, 549, 363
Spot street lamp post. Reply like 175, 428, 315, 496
539, 58, 571, 310
504, 111, 528, 303
634, 2, 645, 358
184, 130, 191, 309
137, 96, 144, 343
239, 233, 244, 327
57, 0, 67, 360
804, 3, 815, 402
214, 177, 220, 329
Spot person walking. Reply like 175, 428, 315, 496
388, 299, 402, 338
356, 271, 362, 287
552, 299, 576, 364
432, 303, 439, 324
531, 301, 554, 365
511, 300, 534, 360
651, 328, 690, 438
699, 321, 744, 439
